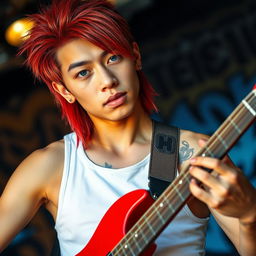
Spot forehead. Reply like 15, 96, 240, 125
56, 39, 105, 67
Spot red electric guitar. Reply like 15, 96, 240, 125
76, 86, 256, 256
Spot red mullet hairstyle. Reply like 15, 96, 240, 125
19, 0, 157, 147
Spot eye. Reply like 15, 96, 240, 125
77, 69, 90, 78
108, 55, 121, 64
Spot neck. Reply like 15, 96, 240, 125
89, 104, 152, 154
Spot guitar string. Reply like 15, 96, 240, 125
122, 108, 253, 253
112, 92, 255, 255
112, 93, 255, 255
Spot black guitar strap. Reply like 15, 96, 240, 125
149, 120, 180, 200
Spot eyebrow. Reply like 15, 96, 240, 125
68, 60, 89, 72
67, 50, 110, 72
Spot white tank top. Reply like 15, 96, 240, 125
55, 133, 209, 256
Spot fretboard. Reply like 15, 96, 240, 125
111, 89, 256, 256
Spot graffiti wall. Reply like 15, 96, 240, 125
0, 69, 70, 256
133, 0, 256, 255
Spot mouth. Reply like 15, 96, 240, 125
103, 92, 127, 107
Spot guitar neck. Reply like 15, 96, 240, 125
111, 88, 256, 256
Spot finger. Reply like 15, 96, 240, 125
190, 156, 234, 176
189, 165, 227, 192
189, 178, 221, 208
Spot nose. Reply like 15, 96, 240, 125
98, 66, 118, 92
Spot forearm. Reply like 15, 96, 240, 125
239, 218, 256, 256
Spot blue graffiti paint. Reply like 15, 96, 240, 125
168, 73, 256, 254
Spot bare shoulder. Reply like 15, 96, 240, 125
19, 139, 64, 176
180, 129, 209, 145
31, 139, 64, 172
5, 139, 65, 200
0, 140, 65, 249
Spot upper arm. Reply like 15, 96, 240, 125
178, 130, 209, 169
0, 142, 62, 251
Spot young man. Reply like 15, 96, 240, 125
0, 0, 255, 255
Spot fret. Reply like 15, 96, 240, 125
155, 207, 166, 224
172, 181, 186, 200
117, 219, 155, 256
166, 197, 176, 212
242, 99, 256, 116
229, 118, 241, 133
131, 231, 141, 254
121, 239, 134, 255
249, 95, 256, 106
178, 180, 191, 198
203, 147, 215, 157
122, 232, 140, 255
113, 234, 135, 256
129, 236, 145, 256
156, 199, 171, 222
126, 245, 135, 256
119, 245, 126, 256
144, 215, 156, 236
183, 173, 192, 183
231, 110, 253, 131
161, 193, 176, 214
215, 133, 229, 150
138, 225, 149, 244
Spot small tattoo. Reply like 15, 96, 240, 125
179, 140, 194, 162
104, 162, 112, 168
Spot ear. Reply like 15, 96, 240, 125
132, 42, 142, 71
52, 82, 76, 103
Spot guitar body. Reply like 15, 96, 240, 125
76, 189, 157, 256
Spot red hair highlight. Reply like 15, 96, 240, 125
19, 0, 157, 147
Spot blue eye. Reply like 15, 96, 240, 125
77, 70, 89, 78
108, 55, 121, 63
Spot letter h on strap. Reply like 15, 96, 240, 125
148, 120, 180, 200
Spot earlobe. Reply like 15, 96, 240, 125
132, 42, 142, 70
52, 81, 76, 103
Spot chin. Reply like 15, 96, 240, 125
113, 104, 141, 121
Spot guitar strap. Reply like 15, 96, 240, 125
149, 120, 180, 200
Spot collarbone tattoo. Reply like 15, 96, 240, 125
104, 162, 113, 168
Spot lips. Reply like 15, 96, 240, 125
104, 92, 127, 107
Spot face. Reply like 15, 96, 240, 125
52, 39, 142, 123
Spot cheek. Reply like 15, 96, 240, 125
129, 70, 140, 96
119, 60, 139, 88
75, 93, 94, 110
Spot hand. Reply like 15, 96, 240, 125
189, 140, 256, 223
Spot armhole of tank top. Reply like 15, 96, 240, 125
183, 204, 210, 223
55, 133, 72, 229
176, 170, 209, 223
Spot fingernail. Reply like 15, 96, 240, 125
190, 158, 196, 163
